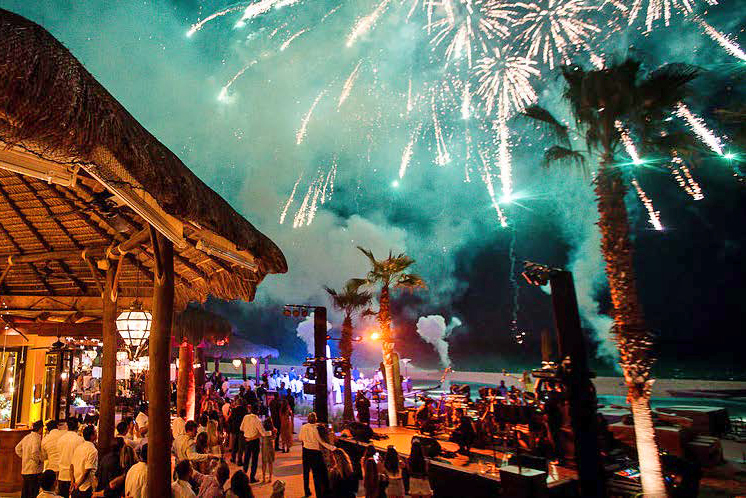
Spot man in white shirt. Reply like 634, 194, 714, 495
41, 420, 64, 475
134, 403, 148, 437
15, 420, 43, 498
171, 460, 196, 498
173, 420, 216, 464
70, 425, 97, 498
56, 418, 83, 498
299, 412, 327, 498
239, 404, 268, 482
124, 443, 148, 498
172, 408, 187, 439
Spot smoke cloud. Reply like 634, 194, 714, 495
295, 313, 332, 354
416, 315, 462, 368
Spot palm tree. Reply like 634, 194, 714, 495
525, 59, 699, 497
325, 280, 374, 421
356, 247, 426, 426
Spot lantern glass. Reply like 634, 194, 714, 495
116, 309, 152, 353
232, 359, 242, 369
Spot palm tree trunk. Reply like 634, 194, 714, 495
595, 159, 666, 497
379, 285, 398, 426
341, 316, 354, 422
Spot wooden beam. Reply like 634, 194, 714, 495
147, 230, 174, 498
0, 247, 108, 264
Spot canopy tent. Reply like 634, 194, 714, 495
0, 10, 286, 495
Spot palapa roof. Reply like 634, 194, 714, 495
0, 9, 286, 332
204, 334, 279, 361
173, 307, 231, 346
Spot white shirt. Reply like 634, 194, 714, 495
56, 430, 83, 481
14, 431, 42, 475
41, 428, 64, 472
71, 440, 97, 491
36, 491, 62, 498
135, 412, 148, 433
124, 461, 148, 498
172, 479, 196, 498
221, 381, 229, 393
172, 417, 186, 438
299, 423, 323, 451
174, 433, 210, 463
239, 414, 266, 441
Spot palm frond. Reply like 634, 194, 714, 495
522, 105, 570, 145
395, 273, 426, 291
542, 145, 588, 176
638, 63, 699, 111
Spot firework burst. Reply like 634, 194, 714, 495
514, 0, 601, 70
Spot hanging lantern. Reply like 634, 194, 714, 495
85, 349, 98, 361
250, 357, 258, 365
116, 305, 152, 358
232, 359, 242, 369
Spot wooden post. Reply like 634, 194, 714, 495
194, 346, 205, 414
242, 359, 247, 381
255, 358, 261, 384
177, 343, 195, 420
98, 263, 117, 456
147, 229, 174, 498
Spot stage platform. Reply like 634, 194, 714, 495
336, 426, 578, 497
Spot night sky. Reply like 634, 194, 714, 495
4, 0, 745, 379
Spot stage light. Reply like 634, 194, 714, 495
301, 308, 308, 317
283, 308, 291, 317
391, 180, 400, 188
250, 357, 258, 365
293, 309, 300, 317
724, 152, 736, 160
370, 332, 380, 341
232, 359, 242, 369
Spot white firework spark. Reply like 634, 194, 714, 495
698, 19, 746, 61
675, 102, 724, 156
631, 177, 664, 230
670, 152, 704, 200
218, 60, 258, 101
496, 119, 513, 199
187, 4, 247, 37
428, 0, 514, 67
236, 0, 302, 26
400, 126, 421, 179
626, 0, 717, 32
514, 0, 601, 70
279, 173, 303, 224
432, 94, 451, 165
338, 60, 363, 110
280, 28, 308, 51
296, 90, 326, 145
615, 120, 643, 164
461, 82, 471, 120
292, 183, 314, 227
475, 46, 539, 118
347, 0, 391, 47
478, 149, 508, 227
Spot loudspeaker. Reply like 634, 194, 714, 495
412, 435, 441, 458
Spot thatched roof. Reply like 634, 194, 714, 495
204, 334, 279, 360
0, 9, 287, 327
173, 307, 231, 346
0, 9, 286, 274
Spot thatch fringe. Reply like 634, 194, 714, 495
0, 9, 286, 276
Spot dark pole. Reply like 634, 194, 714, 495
314, 307, 329, 424
98, 263, 117, 456
549, 270, 606, 498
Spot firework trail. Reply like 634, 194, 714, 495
407, 79, 415, 114
496, 120, 513, 199
461, 82, 471, 120
306, 174, 324, 226
631, 177, 664, 230
675, 103, 724, 155
475, 46, 539, 117
400, 126, 421, 179
279, 173, 303, 224
670, 152, 704, 200
338, 60, 363, 110
321, 162, 337, 203
464, 127, 473, 182
698, 20, 746, 61
428, 0, 513, 67
615, 120, 643, 164
236, 0, 301, 26
293, 182, 315, 228
280, 28, 308, 51
187, 4, 247, 36
626, 0, 717, 32
219, 60, 258, 101
432, 94, 451, 165
347, 0, 391, 47
296, 90, 326, 145
321, 4, 343, 22
478, 149, 508, 227
514, 0, 601, 70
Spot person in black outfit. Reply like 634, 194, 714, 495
329, 448, 358, 498
450, 408, 476, 455
416, 400, 438, 435
355, 391, 371, 425
230, 399, 248, 465
96, 437, 124, 497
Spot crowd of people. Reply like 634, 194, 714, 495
15, 365, 438, 498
